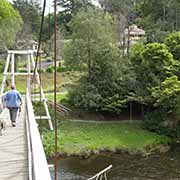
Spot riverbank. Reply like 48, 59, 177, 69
42, 120, 171, 159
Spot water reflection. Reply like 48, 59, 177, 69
50, 146, 180, 180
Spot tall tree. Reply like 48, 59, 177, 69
165, 32, 180, 61
0, 0, 22, 50
130, 43, 177, 105
13, 0, 41, 39
99, 0, 136, 56
63, 8, 116, 78
63, 8, 134, 113
57, 0, 93, 34
137, 0, 180, 42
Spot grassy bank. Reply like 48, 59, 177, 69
42, 121, 170, 158
46, 92, 68, 102
0, 71, 82, 94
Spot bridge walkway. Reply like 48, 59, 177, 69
0, 97, 28, 180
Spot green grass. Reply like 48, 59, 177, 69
46, 92, 68, 102
0, 71, 82, 94
42, 121, 170, 158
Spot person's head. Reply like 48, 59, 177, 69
11, 84, 16, 90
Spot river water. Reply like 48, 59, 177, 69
50, 145, 180, 180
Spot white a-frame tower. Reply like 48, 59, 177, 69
1, 50, 53, 130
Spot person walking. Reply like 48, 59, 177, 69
4, 85, 22, 127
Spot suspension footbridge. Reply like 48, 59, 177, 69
0, 50, 112, 180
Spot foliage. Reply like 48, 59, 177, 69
136, 0, 180, 42
143, 109, 170, 135
151, 76, 180, 114
68, 56, 136, 113
129, 42, 180, 136
68, 79, 102, 110
130, 43, 176, 105
99, 0, 134, 17
57, 0, 93, 34
165, 32, 180, 60
0, 60, 5, 73
63, 8, 116, 73
63, 8, 134, 113
13, 0, 41, 38
0, 0, 22, 50
64, 8, 133, 113
46, 66, 54, 73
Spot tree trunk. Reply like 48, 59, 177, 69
127, 23, 130, 58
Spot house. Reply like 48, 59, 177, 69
124, 24, 145, 46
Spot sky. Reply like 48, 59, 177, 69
8, 0, 100, 15
42, 0, 101, 14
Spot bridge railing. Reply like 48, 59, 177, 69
87, 165, 112, 180
26, 89, 52, 180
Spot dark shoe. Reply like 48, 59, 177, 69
12, 122, 16, 127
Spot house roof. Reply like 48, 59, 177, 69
28, 40, 38, 44
125, 25, 145, 35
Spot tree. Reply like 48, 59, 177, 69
0, 0, 22, 50
136, 0, 180, 42
57, 0, 93, 34
64, 8, 136, 113
13, 0, 41, 39
130, 41, 180, 133
152, 76, 180, 114
63, 8, 116, 78
130, 43, 176, 105
165, 32, 180, 61
99, 0, 137, 56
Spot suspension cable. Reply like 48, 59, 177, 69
32, 0, 47, 83
54, 0, 58, 179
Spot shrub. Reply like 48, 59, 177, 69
46, 66, 54, 73
143, 109, 171, 136
56, 66, 70, 72
0, 60, 5, 73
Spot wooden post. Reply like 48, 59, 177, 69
130, 102, 133, 122
30, 54, 53, 130
27, 54, 31, 96
1, 53, 10, 94
11, 53, 15, 86
141, 104, 144, 120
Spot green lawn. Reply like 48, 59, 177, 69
42, 121, 170, 158
45, 92, 68, 102
0, 71, 82, 94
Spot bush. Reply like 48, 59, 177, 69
57, 66, 70, 72
68, 79, 102, 111
143, 109, 171, 135
18, 68, 27, 73
0, 60, 5, 73
46, 66, 54, 73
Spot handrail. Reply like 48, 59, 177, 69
0, 93, 7, 114
26, 111, 33, 180
87, 165, 112, 180
26, 89, 51, 180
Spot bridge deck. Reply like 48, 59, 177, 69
0, 98, 28, 180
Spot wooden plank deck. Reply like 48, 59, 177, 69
0, 98, 28, 180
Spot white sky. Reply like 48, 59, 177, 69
8, 0, 100, 15
43, 0, 100, 14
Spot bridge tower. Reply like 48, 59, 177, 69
1, 50, 53, 130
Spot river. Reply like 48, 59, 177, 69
50, 145, 180, 180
